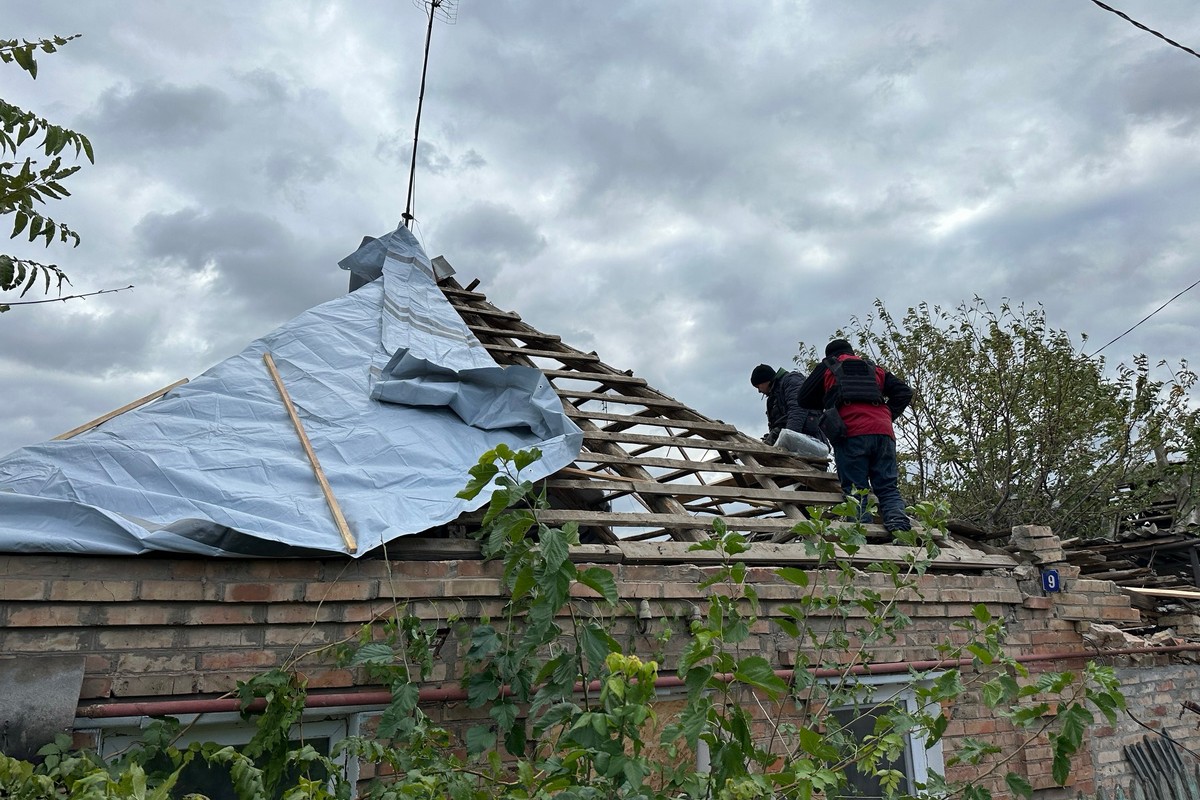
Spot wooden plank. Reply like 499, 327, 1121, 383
441, 286, 487, 300
540, 477, 842, 505
584, 428, 796, 459
612, 539, 1015, 569
546, 370, 648, 387
559, 389, 685, 410
263, 353, 356, 553
565, 406, 735, 434
1123, 586, 1200, 599
463, 508, 809, 531
385, 537, 484, 560
483, 343, 601, 362
449, 303, 520, 321
571, 415, 708, 542
468, 323, 561, 343
53, 378, 190, 440
388, 537, 1012, 569
574, 451, 837, 481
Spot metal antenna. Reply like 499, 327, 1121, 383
402, 0, 458, 230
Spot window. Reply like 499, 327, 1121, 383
92, 710, 355, 800
830, 675, 944, 800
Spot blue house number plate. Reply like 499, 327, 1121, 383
1041, 569, 1061, 593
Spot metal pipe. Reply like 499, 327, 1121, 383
76, 642, 1200, 721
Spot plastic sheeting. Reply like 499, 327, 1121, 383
0, 227, 583, 557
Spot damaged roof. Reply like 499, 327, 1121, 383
0, 226, 1009, 570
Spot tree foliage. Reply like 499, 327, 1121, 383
1, 34, 94, 310
800, 298, 1200, 538
0, 447, 1125, 799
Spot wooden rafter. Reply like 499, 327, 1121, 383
439, 273, 860, 545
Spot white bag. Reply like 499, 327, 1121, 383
775, 428, 831, 460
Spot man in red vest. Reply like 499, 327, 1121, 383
797, 339, 914, 532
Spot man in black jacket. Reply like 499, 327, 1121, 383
750, 364, 825, 446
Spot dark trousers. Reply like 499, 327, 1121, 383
833, 434, 911, 531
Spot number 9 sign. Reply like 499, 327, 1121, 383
1041, 569, 1061, 593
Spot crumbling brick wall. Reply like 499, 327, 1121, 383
0, 532, 1193, 799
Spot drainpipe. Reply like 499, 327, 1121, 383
76, 643, 1200, 721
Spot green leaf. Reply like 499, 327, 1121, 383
540, 527, 569, 573
775, 566, 810, 587
465, 724, 495, 756
1056, 703, 1093, 751
1005, 772, 1034, 799
580, 623, 620, 674
732, 655, 788, 699
577, 566, 618, 603
457, 459, 499, 500
531, 701, 581, 738
513, 447, 542, 471
775, 618, 800, 637
11, 209, 29, 238
348, 642, 395, 666
466, 624, 501, 661
466, 670, 500, 707
966, 643, 995, 665
1051, 745, 1072, 785
511, 561, 535, 601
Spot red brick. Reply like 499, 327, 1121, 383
84, 654, 113, 671
199, 650, 280, 670
303, 668, 357, 689
116, 652, 196, 672
442, 578, 503, 597
0, 556, 72, 577
1099, 606, 1142, 622
98, 629, 178, 649
0, 579, 46, 600
0, 630, 88, 651
244, 561, 324, 580
112, 674, 198, 697
139, 580, 215, 602
178, 627, 262, 648
195, 672, 262, 693
49, 580, 136, 602
101, 604, 185, 626
452, 560, 501, 579
375, 579, 448, 599
223, 582, 301, 602
80, 676, 113, 699
186, 605, 260, 625
304, 580, 377, 602
267, 604, 342, 624
1022, 596, 1053, 610
7, 604, 91, 627
264, 625, 337, 647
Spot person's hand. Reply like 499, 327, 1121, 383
762, 428, 779, 445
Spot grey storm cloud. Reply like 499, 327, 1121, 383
131, 207, 339, 318
3, 0, 1200, 459
87, 82, 234, 147
434, 202, 546, 274
374, 134, 486, 176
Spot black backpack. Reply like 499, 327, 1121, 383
824, 356, 883, 407
817, 356, 882, 442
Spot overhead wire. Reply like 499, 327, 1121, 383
1086, 0, 1200, 62
1085, 276, 1200, 358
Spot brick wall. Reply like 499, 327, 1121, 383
0, 538, 1191, 799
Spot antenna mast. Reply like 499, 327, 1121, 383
402, 0, 458, 230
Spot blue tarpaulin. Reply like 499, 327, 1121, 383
0, 227, 582, 557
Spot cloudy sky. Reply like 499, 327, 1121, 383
3, 1, 1199, 457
